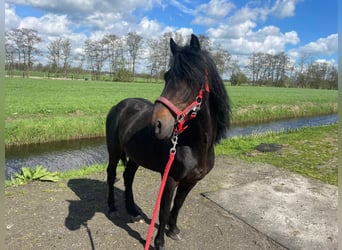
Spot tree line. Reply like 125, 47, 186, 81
241, 52, 337, 89
5, 28, 337, 89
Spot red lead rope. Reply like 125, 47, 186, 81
144, 133, 178, 250
145, 72, 209, 249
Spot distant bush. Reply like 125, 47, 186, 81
230, 72, 248, 86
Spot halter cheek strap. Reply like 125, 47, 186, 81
156, 96, 182, 117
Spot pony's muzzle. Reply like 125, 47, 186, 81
152, 104, 175, 139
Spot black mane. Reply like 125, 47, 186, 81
166, 35, 231, 143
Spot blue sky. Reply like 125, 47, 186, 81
5, 0, 338, 69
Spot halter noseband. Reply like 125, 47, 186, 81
155, 72, 210, 134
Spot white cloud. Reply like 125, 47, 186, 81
206, 0, 235, 18
19, 14, 71, 36
136, 17, 193, 41
84, 12, 131, 34
5, 3, 21, 29
270, 0, 303, 18
7, 0, 160, 15
229, 6, 258, 25
169, 0, 193, 15
252, 26, 299, 45
138, 17, 162, 38
210, 24, 299, 57
192, 16, 217, 27
202, 0, 305, 66
192, 0, 235, 26
172, 27, 193, 39
208, 20, 257, 39
287, 34, 338, 68
315, 58, 336, 64
297, 34, 338, 56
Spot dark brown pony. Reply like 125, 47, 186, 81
106, 34, 230, 250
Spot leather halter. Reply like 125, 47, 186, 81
155, 73, 210, 134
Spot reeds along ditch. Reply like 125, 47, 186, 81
231, 102, 337, 126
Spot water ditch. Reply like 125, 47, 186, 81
5, 114, 337, 179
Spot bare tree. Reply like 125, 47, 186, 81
247, 52, 291, 86
304, 61, 337, 89
197, 34, 211, 50
73, 52, 86, 79
5, 29, 24, 70
47, 38, 72, 77
159, 32, 173, 75
47, 38, 62, 76
272, 52, 290, 86
148, 38, 166, 80
172, 31, 186, 45
21, 28, 41, 77
146, 32, 173, 81
126, 32, 143, 80
5, 28, 41, 77
5, 34, 16, 76
84, 38, 108, 80
102, 34, 131, 81
103, 34, 118, 80
61, 39, 72, 77
147, 38, 162, 81
211, 46, 232, 77
246, 52, 258, 84
294, 53, 311, 88
327, 65, 338, 89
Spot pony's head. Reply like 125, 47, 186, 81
151, 34, 211, 139
152, 34, 230, 141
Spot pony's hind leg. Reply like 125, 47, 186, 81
123, 160, 142, 222
106, 144, 121, 216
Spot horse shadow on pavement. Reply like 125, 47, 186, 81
65, 178, 153, 249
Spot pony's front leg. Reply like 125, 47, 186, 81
123, 160, 142, 222
167, 181, 196, 240
154, 176, 178, 250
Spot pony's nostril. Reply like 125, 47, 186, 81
154, 120, 162, 135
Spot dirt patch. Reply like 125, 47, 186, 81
5, 156, 299, 249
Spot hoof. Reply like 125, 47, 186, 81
131, 214, 144, 223
166, 230, 182, 241
155, 246, 165, 250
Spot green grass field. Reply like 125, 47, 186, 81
5, 77, 338, 146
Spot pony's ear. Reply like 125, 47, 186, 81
190, 34, 201, 50
170, 38, 180, 54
